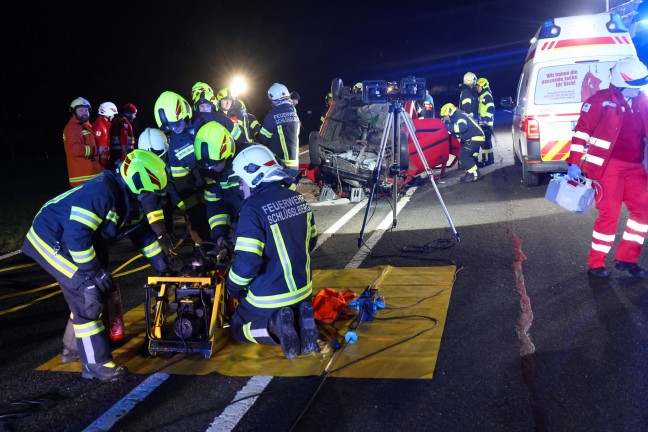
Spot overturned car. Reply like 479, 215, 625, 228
304, 78, 461, 197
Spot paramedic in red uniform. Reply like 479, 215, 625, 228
567, 57, 648, 278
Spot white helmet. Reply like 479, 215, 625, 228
609, 57, 648, 88
268, 83, 290, 103
138, 128, 169, 158
232, 144, 291, 188
463, 72, 477, 86
98, 102, 118, 120
70, 97, 91, 112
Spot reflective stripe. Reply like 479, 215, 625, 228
142, 240, 162, 258
70, 206, 102, 230
277, 125, 289, 163
589, 137, 611, 150
229, 268, 253, 286
231, 124, 242, 141
246, 283, 312, 309
209, 213, 230, 229
26, 228, 78, 277
69, 247, 96, 264
106, 210, 118, 225
584, 154, 604, 166
176, 145, 194, 160
243, 323, 258, 343
270, 224, 296, 291
259, 128, 272, 139
627, 218, 648, 233
147, 209, 164, 224
69, 173, 102, 184
235, 237, 264, 256
204, 190, 221, 202
569, 144, 585, 153
171, 166, 191, 177
74, 320, 105, 337
622, 231, 645, 244
593, 230, 615, 242
573, 131, 590, 141
591, 242, 612, 253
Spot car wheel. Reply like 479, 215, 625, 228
522, 161, 540, 187
308, 131, 321, 166
331, 78, 343, 99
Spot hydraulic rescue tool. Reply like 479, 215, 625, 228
344, 286, 385, 344
144, 242, 235, 358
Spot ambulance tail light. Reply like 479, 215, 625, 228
521, 117, 540, 140
538, 19, 560, 39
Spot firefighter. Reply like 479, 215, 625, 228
459, 72, 478, 118
567, 57, 648, 278
63, 97, 103, 187
476, 77, 495, 167
109, 103, 137, 168
21, 150, 171, 381
92, 102, 118, 169
440, 103, 485, 183
258, 83, 301, 172
227, 144, 319, 359
154, 90, 211, 244
191, 89, 242, 143
216, 87, 260, 142
193, 121, 245, 247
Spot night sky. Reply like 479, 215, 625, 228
0, 0, 627, 160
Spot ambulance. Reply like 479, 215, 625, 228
507, 13, 638, 186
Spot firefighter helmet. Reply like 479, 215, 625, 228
98, 102, 118, 120
353, 82, 363, 93
232, 144, 289, 188
138, 128, 169, 158
154, 91, 192, 133
192, 82, 214, 104
217, 87, 235, 101
463, 72, 477, 86
119, 149, 168, 194
194, 121, 235, 170
70, 97, 91, 113
440, 103, 457, 117
476, 78, 489, 89
268, 83, 290, 102
195, 90, 218, 111
609, 57, 648, 88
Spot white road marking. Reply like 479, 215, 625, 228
312, 201, 367, 252
206, 376, 273, 431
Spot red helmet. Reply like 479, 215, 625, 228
122, 103, 138, 115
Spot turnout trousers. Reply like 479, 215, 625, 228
588, 158, 648, 268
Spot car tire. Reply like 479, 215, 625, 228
522, 161, 540, 187
331, 78, 343, 100
308, 131, 321, 166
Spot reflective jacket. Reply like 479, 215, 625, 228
447, 110, 485, 144
201, 164, 244, 240
91, 116, 112, 168
22, 171, 168, 281
109, 114, 135, 167
458, 84, 478, 118
168, 129, 202, 212
477, 88, 494, 127
568, 87, 648, 180
258, 102, 301, 169
63, 116, 103, 187
227, 182, 318, 314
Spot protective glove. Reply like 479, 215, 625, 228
157, 232, 177, 259
85, 268, 113, 294
567, 164, 582, 180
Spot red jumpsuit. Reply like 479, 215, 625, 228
109, 114, 135, 167
568, 86, 648, 268
92, 115, 112, 169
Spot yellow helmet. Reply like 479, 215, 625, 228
194, 121, 235, 170
476, 78, 489, 89
440, 103, 457, 117
119, 149, 168, 194
154, 91, 192, 132
217, 87, 235, 101
463, 72, 477, 86
192, 82, 214, 104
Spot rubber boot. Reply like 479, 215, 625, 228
82, 361, 129, 381
269, 307, 300, 359
298, 302, 319, 355
60, 317, 79, 363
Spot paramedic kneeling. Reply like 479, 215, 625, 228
567, 57, 648, 278
226, 144, 319, 358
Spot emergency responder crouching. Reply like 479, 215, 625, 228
226, 145, 319, 359
193, 121, 245, 248
440, 103, 485, 183
21, 150, 172, 381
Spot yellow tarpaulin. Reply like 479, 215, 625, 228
36, 265, 455, 379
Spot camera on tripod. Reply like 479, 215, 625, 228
361, 76, 426, 104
